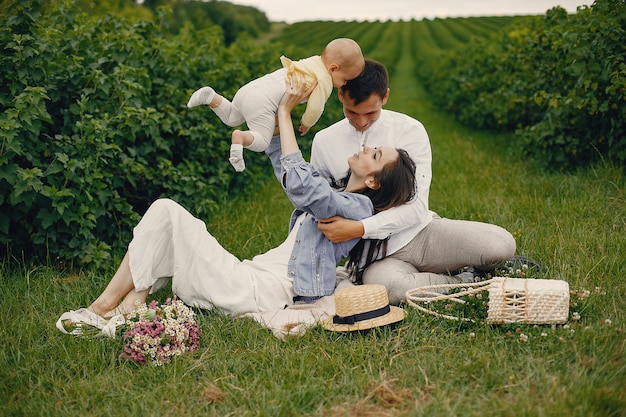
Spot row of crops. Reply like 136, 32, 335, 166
273, 0, 625, 170
272, 16, 524, 77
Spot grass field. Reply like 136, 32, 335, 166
2, 17, 625, 417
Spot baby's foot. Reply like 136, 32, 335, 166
187, 86, 216, 108
229, 143, 245, 172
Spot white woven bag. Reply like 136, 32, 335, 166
405, 277, 570, 324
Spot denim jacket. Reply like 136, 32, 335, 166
266, 136, 374, 297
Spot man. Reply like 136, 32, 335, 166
310, 60, 516, 304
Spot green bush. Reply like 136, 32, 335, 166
423, 0, 626, 170
0, 0, 282, 267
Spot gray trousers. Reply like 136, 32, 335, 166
362, 217, 516, 304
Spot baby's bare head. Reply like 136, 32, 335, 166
321, 38, 365, 74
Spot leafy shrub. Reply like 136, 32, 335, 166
423, 0, 626, 170
0, 0, 283, 267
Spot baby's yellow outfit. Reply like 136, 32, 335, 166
280, 55, 333, 129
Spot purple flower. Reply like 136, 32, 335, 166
120, 298, 201, 366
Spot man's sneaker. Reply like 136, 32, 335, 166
456, 267, 490, 283
499, 255, 542, 276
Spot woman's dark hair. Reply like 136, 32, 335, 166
359, 148, 416, 212
330, 148, 416, 212
334, 148, 417, 284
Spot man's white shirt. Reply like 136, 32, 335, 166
310, 109, 435, 255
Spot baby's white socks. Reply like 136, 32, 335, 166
188, 86, 248, 172
229, 144, 245, 172
187, 86, 216, 108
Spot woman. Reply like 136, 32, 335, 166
58, 75, 416, 334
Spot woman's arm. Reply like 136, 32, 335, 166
264, 74, 314, 186
273, 75, 373, 221
276, 74, 315, 155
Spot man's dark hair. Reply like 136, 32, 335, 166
340, 59, 389, 105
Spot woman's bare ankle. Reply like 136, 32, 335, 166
88, 299, 113, 318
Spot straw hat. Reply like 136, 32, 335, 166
323, 284, 405, 332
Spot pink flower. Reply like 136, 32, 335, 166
120, 298, 201, 366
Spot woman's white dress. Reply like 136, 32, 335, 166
128, 198, 305, 315
127, 199, 343, 339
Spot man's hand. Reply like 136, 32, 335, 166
317, 216, 364, 243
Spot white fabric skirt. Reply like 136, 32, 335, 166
127, 198, 299, 316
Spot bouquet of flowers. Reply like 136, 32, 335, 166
121, 298, 201, 366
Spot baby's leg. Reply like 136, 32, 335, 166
229, 130, 254, 172
232, 78, 280, 154
187, 86, 217, 108
227, 112, 276, 173
187, 86, 245, 126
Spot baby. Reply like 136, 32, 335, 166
187, 38, 365, 172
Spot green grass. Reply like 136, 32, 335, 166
2, 17, 626, 417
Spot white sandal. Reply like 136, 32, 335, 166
101, 313, 126, 338
56, 307, 109, 336
56, 306, 126, 338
